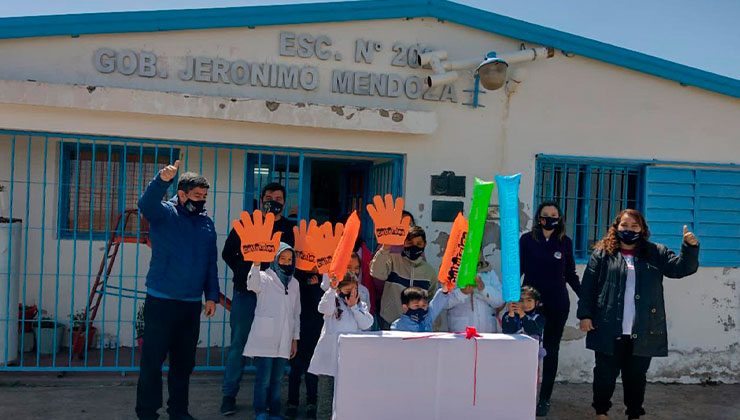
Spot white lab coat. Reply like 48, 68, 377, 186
243, 265, 301, 359
308, 287, 374, 377
445, 270, 504, 333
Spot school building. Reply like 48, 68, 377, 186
0, 0, 737, 383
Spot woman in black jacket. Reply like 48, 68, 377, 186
577, 209, 699, 420
519, 201, 581, 417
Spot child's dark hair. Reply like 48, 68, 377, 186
335, 272, 359, 320
521, 285, 541, 302
406, 226, 426, 243
177, 172, 210, 193
400, 286, 428, 305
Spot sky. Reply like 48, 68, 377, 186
1, 0, 738, 79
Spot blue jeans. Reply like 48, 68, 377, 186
221, 290, 257, 398
253, 356, 288, 416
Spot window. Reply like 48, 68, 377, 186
59, 142, 179, 239
534, 156, 643, 260
644, 166, 740, 266
536, 156, 740, 266
247, 153, 301, 221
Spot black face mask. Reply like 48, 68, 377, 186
402, 245, 424, 261
617, 230, 641, 245
262, 200, 283, 216
278, 263, 295, 276
337, 292, 351, 301
183, 199, 205, 215
541, 216, 560, 231
406, 307, 428, 323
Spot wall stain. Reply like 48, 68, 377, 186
265, 101, 280, 111
432, 231, 449, 258
717, 314, 736, 332
331, 105, 344, 116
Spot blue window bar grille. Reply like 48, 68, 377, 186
0, 130, 403, 372
534, 155, 643, 261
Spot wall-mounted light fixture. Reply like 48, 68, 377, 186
419, 47, 555, 90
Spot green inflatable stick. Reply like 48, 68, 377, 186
457, 177, 495, 288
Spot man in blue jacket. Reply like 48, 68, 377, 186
135, 160, 219, 420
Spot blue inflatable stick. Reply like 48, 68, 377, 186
496, 174, 522, 302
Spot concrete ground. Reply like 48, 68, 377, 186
0, 372, 738, 420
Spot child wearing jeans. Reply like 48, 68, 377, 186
243, 242, 301, 420
286, 267, 323, 420
309, 272, 374, 417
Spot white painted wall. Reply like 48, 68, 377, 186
0, 18, 737, 381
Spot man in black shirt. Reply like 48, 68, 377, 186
220, 183, 295, 416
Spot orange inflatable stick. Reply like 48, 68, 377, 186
329, 211, 361, 280
438, 213, 469, 291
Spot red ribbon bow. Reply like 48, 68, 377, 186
401, 326, 482, 405
464, 326, 481, 405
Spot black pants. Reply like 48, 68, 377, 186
593, 336, 652, 419
539, 306, 569, 402
136, 295, 202, 419
287, 341, 319, 406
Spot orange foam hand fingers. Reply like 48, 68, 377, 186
232, 210, 281, 262
366, 194, 410, 246
310, 222, 342, 274
294, 219, 320, 270
329, 211, 361, 280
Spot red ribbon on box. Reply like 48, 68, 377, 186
402, 326, 482, 405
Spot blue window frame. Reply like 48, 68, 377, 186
534, 155, 643, 261
536, 155, 740, 266
58, 141, 179, 239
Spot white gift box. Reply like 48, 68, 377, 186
335, 331, 539, 420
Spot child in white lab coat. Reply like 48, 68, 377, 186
243, 242, 301, 420
445, 256, 504, 333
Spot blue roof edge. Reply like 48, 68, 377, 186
0, 0, 737, 98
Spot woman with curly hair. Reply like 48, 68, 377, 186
577, 209, 699, 420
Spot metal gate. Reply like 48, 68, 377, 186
0, 129, 403, 372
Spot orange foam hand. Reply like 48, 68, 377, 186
309, 221, 344, 274
231, 210, 282, 262
438, 213, 469, 291
366, 194, 411, 246
329, 211, 361, 280
293, 219, 320, 271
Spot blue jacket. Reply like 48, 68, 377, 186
138, 175, 220, 302
501, 309, 546, 339
391, 289, 451, 332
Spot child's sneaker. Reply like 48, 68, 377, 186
536, 400, 550, 416
306, 404, 318, 419
220, 396, 236, 416
284, 404, 298, 419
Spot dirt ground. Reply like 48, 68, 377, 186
0, 372, 738, 419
